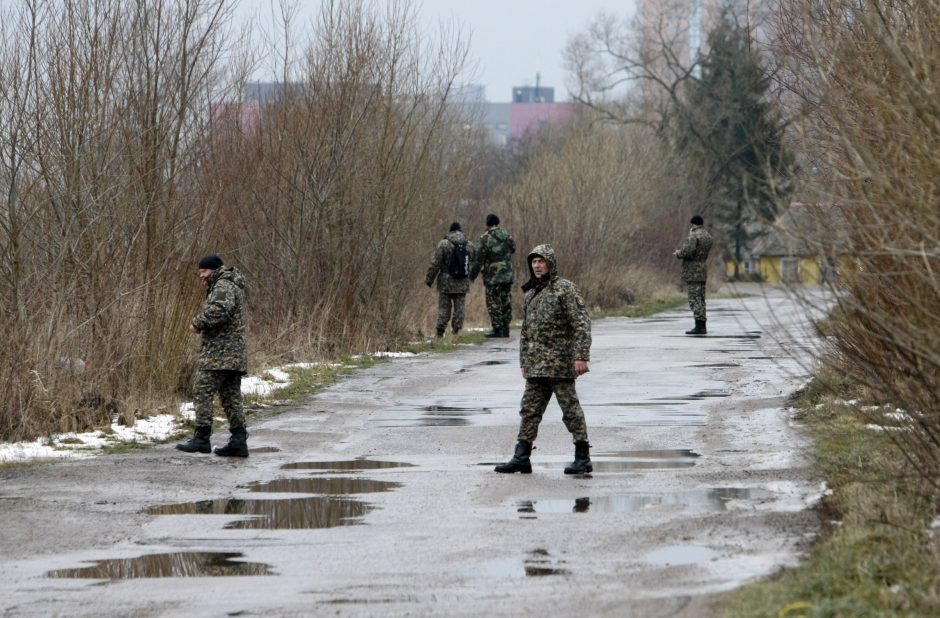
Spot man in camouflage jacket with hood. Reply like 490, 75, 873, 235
476, 213, 515, 338
426, 221, 476, 337
674, 215, 714, 335
495, 244, 593, 475
176, 254, 250, 458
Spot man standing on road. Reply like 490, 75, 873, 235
426, 222, 475, 338
476, 213, 515, 338
675, 215, 714, 335
176, 253, 250, 458
495, 244, 593, 475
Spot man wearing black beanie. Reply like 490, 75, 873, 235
674, 216, 714, 335
176, 253, 251, 457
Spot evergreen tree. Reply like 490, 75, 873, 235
676, 12, 795, 278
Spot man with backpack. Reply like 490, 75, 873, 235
475, 213, 515, 338
426, 221, 476, 337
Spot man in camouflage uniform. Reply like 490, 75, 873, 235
495, 244, 593, 475
675, 215, 714, 335
476, 213, 515, 338
176, 254, 250, 457
425, 221, 475, 337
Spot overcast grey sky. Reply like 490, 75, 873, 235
234, 1, 637, 102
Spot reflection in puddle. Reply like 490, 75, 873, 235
246, 477, 401, 494
249, 447, 281, 454
589, 449, 700, 471
281, 460, 415, 471
461, 549, 569, 578
47, 552, 274, 579
145, 496, 371, 529
513, 488, 772, 518
694, 363, 742, 368
645, 545, 718, 566
372, 405, 492, 428
652, 390, 731, 401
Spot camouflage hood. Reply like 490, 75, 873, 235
207, 266, 248, 297
446, 230, 468, 245
522, 244, 558, 292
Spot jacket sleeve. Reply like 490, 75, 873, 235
675, 234, 697, 260
425, 241, 444, 286
563, 285, 591, 361
468, 240, 481, 281
192, 280, 237, 331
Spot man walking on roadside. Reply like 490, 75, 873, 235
495, 244, 593, 475
476, 213, 515, 338
425, 222, 475, 337
176, 253, 250, 458
675, 215, 714, 335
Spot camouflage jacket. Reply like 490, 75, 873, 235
676, 226, 714, 282
520, 244, 591, 379
476, 225, 515, 286
192, 266, 248, 374
425, 231, 475, 294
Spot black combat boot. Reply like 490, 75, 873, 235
484, 329, 501, 338
564, 441, 592, 475
494, 441, 533, 474
685, 320, 707, 335
176, 426, 211, 453
435, 328, 445, 338
214, 427, 249, 458
499, 327, 510, 338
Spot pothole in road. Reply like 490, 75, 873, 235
512, 487, 773, 518
46, 552, 274, 579
590, 449, 700, 471
371, 405, 493, 428
144, 496, 371, 529
281, 459, 416, 471
460, 549, 569, 578
244, 477, 401, 494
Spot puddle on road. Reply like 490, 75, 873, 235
281, 459, 415, 471
46, 552, 274, 579
651, 389, 731, 401
587, 400, 715, 427
145, 496, 371, 529
249, 447, 281, 454
371, 405, 493, 428
512, 487, 772, 518
645, 545, 718, 566
461, 549, 569, 578
245, 477, 401, 494
590, 449, 700, 471
693, 363, 742, 368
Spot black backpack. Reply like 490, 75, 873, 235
447, 240, 470, 279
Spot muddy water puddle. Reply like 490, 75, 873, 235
281, 459, 415, 471
460, 549, 569, 578
245, 477, 401, 494
372, 404, 494, 428
249, 446, 281, 454
145, 496, 371, 529
513, 487, 773, 518
47, 552, 274, 579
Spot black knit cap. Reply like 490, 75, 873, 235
690, 215, 704, 225
486, 213, 500, 227
449, 221, 461, 232
197, 254, 223, 270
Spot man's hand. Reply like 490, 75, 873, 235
574, 360, 589, 376
521, 367, 526, 378
190, 324, 198, 334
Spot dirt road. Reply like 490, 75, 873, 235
0, 286, 823, 617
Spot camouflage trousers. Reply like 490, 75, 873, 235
193, 369, 246, 429
687, 281, 707, 322
484, 282, 512, 331
517, 378, 589, 443
436, 293, 466, 335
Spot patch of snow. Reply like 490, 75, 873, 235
372, 351, 417, 358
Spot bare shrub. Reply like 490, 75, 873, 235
499, 119, 697, 308
776, 0, 940, 486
